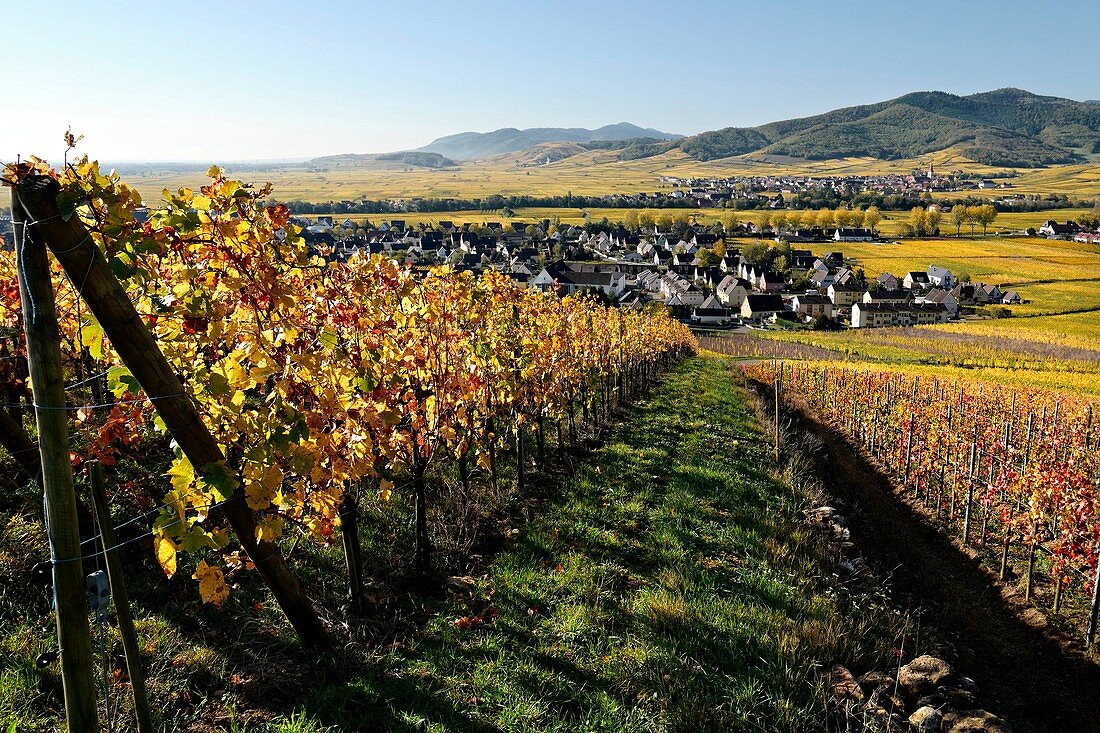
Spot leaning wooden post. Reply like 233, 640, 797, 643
87, 461, 153, 733
0, 404, 41, 480
1087, 561, 1100, 647
12, 188, 99, 733
15, 176, 329, 648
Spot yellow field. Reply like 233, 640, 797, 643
298, 207, 1089, 240
123, 146, 1100, 204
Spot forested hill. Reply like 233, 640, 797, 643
670, 88, 1100, 166
417, 123, 682, 159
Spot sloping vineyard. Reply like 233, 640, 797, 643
745, 361, 1100, 642
1, 156, 695, 636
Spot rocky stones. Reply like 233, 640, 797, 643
857, 670, 895, 693
917, 686, 977, 710
909, 705, 943, 732
898, 654, 953, 697
827, 664, 863, 702
941, 709, 1012, 733
830, 656, 1008, 733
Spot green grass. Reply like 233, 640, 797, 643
271, 355, 900, 732
1, 355, 907, 732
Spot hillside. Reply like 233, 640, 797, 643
672, 88, 1100, 166
418, 123, 682, 160
307, 150, 455, 169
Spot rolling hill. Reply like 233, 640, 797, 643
670, 88, 1100, 167
417, 123, 682, 160
307, 151, 455, 169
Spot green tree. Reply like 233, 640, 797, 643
695, 248, 720, 267
743, 241, 772, 265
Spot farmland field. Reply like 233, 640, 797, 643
288, 207, 1090, 239
120, 146, 1100, 204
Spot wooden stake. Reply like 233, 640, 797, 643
773, 361, 781, 463
12, 190, 99, 733
963, 442, 976, 545
1087, 561, 1100, 646
87, 462, 153, 733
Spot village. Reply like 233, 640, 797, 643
657, 163, 1013, 207
283, 212, 1068, 331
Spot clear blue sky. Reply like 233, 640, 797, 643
5, 0, 1098, 162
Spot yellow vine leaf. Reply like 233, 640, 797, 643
193, 561, 229, 606
155, 536, 178, 578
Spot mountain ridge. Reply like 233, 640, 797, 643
417, 123, 682, 160
310, 89, 1100, 169
669, 88, 1100, 166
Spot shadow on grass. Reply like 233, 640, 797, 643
309, 357, 896, 732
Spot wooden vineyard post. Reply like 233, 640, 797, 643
1025, 517, 1038, 602
963, 442, 977, 545
12, 189, 99, 733
1086, 405, 1093, 451
15, 176, 329, 648
0, 404, 42, 480
1087, 561, 1100, 647
339, 487, 366, 615
87, 462, 153, 733
903, 418, 914, 490
773, 361, 781, 463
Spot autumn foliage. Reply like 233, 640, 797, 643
1, 158, 695, 605
746, 362, 1100, 596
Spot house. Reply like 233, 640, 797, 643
903, 271, 930, 290
788, 249, 814, 268
716, 275, 750, 309
1038, 220, 1081, 238
531, 266, 626, 298
972, 283, 1003, 304
810, 268, 835, 289
834, 227, 874, 242
740, 293, 786, 323
1002, 290, 1022, 305
692, 295, 731, 325
824, 252, 844, 267
827, 282, 862, 308
851, 302, 949, 328
851, 302, 897, 329
791, 293, 834, 320
926, 265, 954, 289
757, 270, 786, 293
923, 288, 959, 317
877, 272, 900, 291
832, 267, 859, 287
863, 289, 909, 306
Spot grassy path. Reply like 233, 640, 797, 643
290, 356, 895, 732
